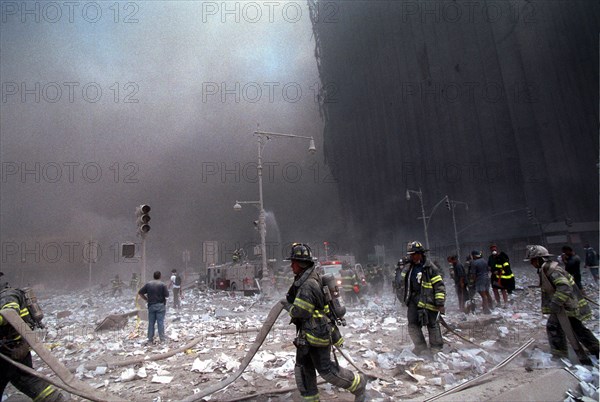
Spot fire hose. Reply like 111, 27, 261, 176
179, 301, 388, 401
179, 301, 285, 402
424, 337, 536, 401
0, 308, 127, 402
437, 314, 481, 348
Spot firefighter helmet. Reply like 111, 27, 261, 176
406, 241, 427, 254
523, 245, 553, 261
285, 243, 314, 262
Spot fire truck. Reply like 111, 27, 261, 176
319, 260, 367, 291
206, 262, 262, 295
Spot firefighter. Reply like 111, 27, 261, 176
488, 244, 515, 307
524, 245, 599, 362
397, 241, 446, 355
111, 274, 124, 297
281, 243, 367, 402
0, 286, 65, 401
129, 273, 140, 292
340, 263, 359, 305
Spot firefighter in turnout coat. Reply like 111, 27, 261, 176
0, 287, 65, 401
524, 245, 599, 362
398, 241, 446, 354
281, 243, 367, 402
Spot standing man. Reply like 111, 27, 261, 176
138, 271, 169, 345
524, 245, 598, 363
169, 269, 182, 309
583, 243, 599, 284
447, 255, 466, 311
281, 243, 367, 402
129, 273, 139, 292
561, 246, 582, 290
397, 241, 446, 355
0, 286, 65, 401
488, 244, 515, 307
472, 250, 493, 314
111, 274, 124, 297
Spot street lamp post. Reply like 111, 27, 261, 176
406, 188, 429, 249
447, 196, 469, 261
236, 129, 316, 295
406, 189, 449, 250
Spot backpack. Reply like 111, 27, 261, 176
175, 275, 182, 286
0, 287, 44, 329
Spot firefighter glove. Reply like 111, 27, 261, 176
279, 299, 292, 312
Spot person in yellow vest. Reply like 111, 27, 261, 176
281, 243, 368, 401
524, 245, 598, 363
397, 241, 446, 355
487, 244, 515, 307
111, 274, 124, 297
0, 286, 65, 401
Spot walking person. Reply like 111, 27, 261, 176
447, 255, 466, 311
488, 244, 515, 307
471, 250, 493, 314
583, 243, 599, 285
138, 271, 169, 345
524, 245, 599, 363
0, 286, 66, 401
397, 241, 446, 355
169, 269, 182, 309
561, 246, 582, 290
281, 243, 367, 401
111, 274, 124, 297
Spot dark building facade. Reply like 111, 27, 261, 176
310, 0, 599, 259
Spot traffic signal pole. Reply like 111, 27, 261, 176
135, 204, 151, 285
141, 236, 147, 285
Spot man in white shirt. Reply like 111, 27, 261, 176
169, 269, 182, 309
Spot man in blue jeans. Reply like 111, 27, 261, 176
138, 271, 169, 344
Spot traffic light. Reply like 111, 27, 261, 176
136, 204, 151, 236
445, 198, 451, 210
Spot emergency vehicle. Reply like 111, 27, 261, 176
319, 261, 367, 290
207, 262, 262, 295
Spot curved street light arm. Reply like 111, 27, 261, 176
427, 195, 450, 227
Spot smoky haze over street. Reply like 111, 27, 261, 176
0, 1, 343, 287
1, 0, 598, 287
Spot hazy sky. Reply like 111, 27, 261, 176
0, 1, 345, 286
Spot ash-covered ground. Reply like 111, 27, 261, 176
4, 264, 599, 402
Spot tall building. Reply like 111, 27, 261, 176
310, 0, 599, 258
